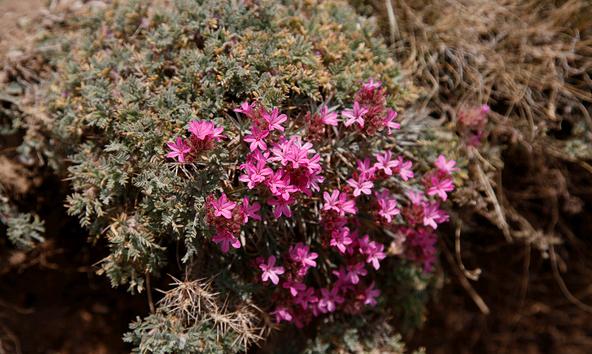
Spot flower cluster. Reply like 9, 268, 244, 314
166, 79, 457, 327
166, 120, 225, 163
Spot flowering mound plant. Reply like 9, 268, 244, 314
27, 0, 455, 351
166, 80, 456, 327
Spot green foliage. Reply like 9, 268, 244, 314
0, 186, 45, 250
47, 0, 400, 292
301, 321, 411, 354
33, 0, 440, 351
124, 278, 262, 353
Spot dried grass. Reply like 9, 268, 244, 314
366, 0, 592, 248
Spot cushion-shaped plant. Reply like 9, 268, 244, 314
42, 0, 451, 352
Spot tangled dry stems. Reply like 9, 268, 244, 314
158, 276, 265, 351
367, 0, 592, 251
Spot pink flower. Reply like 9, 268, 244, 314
289, 243, 318, 268
427, 175, 455, 201
234, 101, 256, 118
263, 108, 288, 132
344, 263, 367, 284
239, 158, 273, 189
375, 190, 400, 223
434, 154, 458, 175
289, 242, 319, 273
407, 190, 425, 205
267, 171, 298, 200
259, 256, 285, 285
318, 105, 338, 126
212, 229, 241, 253
318, 287, 344, 313
270, 136, 316, 170
362, 283, 380, 306
362, 240, 386, 270
322, 190, 342, 213
272, 306, 293, 323
342, 101, 368, 128
384, 109, 400, 134
397, 157, 414, 181
166, 137, 191, 163
241, 197, 261, 223
362, 78, 382, 91
423, 202, 449, 229
209, 193, 236, 219
294, 287, 318, 310
267, 197, 293, 218
283, 280, 306, 297
347, 176, 373, 197
188, 120, 225, 141
244, 125, 269, 151
374, 151, 398, 176
323, 190, 358, 216
356, 158, 376, 180
330, 227, 353, 254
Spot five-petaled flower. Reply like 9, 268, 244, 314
210, 193, 236, 219
259, 256, 285, 285
342, 101, 369, 128
166, 137, 191, 163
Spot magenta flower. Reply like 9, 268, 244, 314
356, 158, 376, 180
363, 241, 386, 270
383, 109, 400, 134
374, 151, 398, 176
342, 101, 369, 128
270, 136, 316, 170
407, 190, 425, 205
209, 193, 236, 219
322, 190, 358, 216
234, 101, 256, 118
423, 202, 449, 229
239, 153, 274, 189
267, 171, 298, 200
344, 263, 367, 284
434, 154, 458, 175
337, 193, 358, 215
397, 157, 414, 181
272, 306, 293, 323
289, 243, 318, 269
241, 197, 261, 223
375, 190, 400, 223
212, 229, 241, 253
263, 108, 288, 132
427, 175, 455, 201
322, 190, 341, 213
259, 256, 285, 285
347, 176, 373, 197
294, 287, 319, 310
318, 287, 344, 313
330, 227, 353, 254
362, 78, 382, 91
283, 280, 306, 297
166, 137, 191, 163
362, 283, 380, 306
188, 120, 225, 141
318, 105, 338, 126
267, 197, 293, 218
244, 125, 269, 151
289, 242, 319, 276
